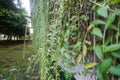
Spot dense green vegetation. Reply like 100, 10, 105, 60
32, 0, 120, 80
0, 0, 120, 80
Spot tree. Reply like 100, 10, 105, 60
0, 0, 30, 40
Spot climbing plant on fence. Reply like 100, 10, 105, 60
31, 0, 120, 80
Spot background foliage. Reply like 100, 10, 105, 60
0, 0, 30, 40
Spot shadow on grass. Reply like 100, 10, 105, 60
0, 40, 34, 80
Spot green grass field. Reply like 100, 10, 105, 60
0, 41, 33, 79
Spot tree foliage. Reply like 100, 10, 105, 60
0, 0, 30, 40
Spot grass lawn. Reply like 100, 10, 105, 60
0, 41, 34, 79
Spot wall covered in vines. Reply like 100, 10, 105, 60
32, 0, 120, 80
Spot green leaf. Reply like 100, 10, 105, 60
115, 9, 120, 15
105, 13, 116, 29
71, 52, 77, 55
60, 47, 65, 54
100, 58, 112, 73
91, 20, 106, 25
104, 44, 120, 53
109, 65, 120, 76
97, 7, 108, 18
109, 24, 118, 31
103, 73, 110, 80
80, 15, 89, 21
111, 52, 120, 58
73, 42, 81, 51
96, 65, 103, 80
105, 37, 111, 45
68, 2, 74, 7
65, 54, 71, 60
92, 28, 103, 38
70, 16, 77, 21
109, 0, 120, 5
94, 45, 103, 61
